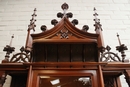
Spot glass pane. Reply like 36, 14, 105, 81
3, 75, 11, 87
39, 76, 92, 87
120, 75, 128, 87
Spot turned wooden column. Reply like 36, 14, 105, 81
98, 65, 104, 87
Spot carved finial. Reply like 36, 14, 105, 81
62, 3, 68, 16
117, 33, 121, 46
20, 46, 25, 53
66, 12, 73, 18
71, 19, 78, 26
106, 45, 111, 52
51, 19, 58, 26
82, 25, 89, 32
57, 12, 64, 18
41, 25, 47, 32
9, 34, 14, 47
116, 33, 128, 62
2, 35, 15, 63
94, 7, 96, 11
34, 8, 36, 11
61, 3, 69, 11
57, 3, 73, 18
93, 7, 102, 31
4, 35, 15, 54
28, 8, 37, 31
93, 7, 98, 17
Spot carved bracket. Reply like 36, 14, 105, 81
100, 45, 121, 62
10, 46, 30, 63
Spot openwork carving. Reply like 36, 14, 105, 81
10, 47, 30, 63
100, 33, 128, 62
60, 29, 69, 39
56, 28, 72, 39
100, 45, 121, 62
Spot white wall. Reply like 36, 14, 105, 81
0, 0, 130, 87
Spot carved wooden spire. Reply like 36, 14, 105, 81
93, 7, 105, 53
28, 8, 37, 31
93, 7, 102, 31
25, 8, 37, 53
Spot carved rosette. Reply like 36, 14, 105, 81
56, 28, 72, 39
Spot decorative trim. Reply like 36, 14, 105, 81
10, 47, 30, 63
100, 45, 121, 62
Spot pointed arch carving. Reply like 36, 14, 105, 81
31, 17, 98, 43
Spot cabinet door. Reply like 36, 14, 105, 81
32, 70, 99, 87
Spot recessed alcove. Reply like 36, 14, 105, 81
33, 43, 98, 62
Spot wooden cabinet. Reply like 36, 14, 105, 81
0, 3, 130, 87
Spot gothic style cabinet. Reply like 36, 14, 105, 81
0, 3, 130, 87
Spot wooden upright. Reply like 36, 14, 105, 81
0, 3, 130, 87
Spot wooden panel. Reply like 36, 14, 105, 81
46, 44, 58, 62
32, 43, 98, 62
33, 43, 46, 62
71, 44, 83, 62
58, 44, 70, 62
84, 43, 98, 62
